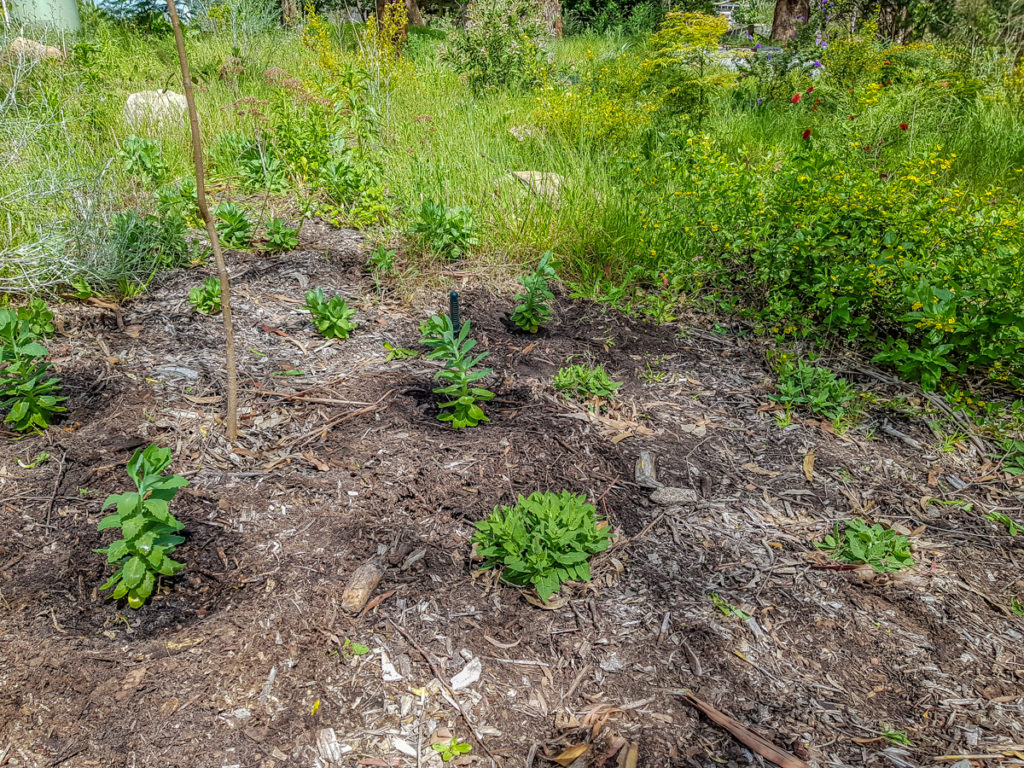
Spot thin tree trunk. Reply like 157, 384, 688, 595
405, 0, 423, 26
166, 0, 240, 443
770, 0, 808, 41
281, 0, 299, 26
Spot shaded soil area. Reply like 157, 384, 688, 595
2, 223, 1023, 768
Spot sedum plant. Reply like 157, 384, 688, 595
17, 299, 55, 337
95, 445, 188, 608
189, 277, 222, 314
214, 201, 254, 248
473, 491, 613, 601
302, 288, 358, 339
0, 309, 66, 432
554, 363, 622, 403
511, 251, 557, 333
263, 217, 299, 253
421, 315, 494, 428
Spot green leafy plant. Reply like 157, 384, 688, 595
302, 288, 358, 339
881, 729, 913, 746
189, 277, 222, 314
95, 445, 188, 609
511, 251, 558, 333
473, 491, 613, 601
432, 738, 473, 762
992, 439, 1024, 476
263, 217, 299, 253
409, 201, 478, 260
383, 341, 418, 361
214, 201, 254, 248
16, 299, 55, 337
341, 638, 370, 657
770, 358, 860, 421
710, 592, 751, 621
815, 518, 914, 573
986, 511, 1020, 536
156, 178, 201, 228
119, 135, 169, 186
1012, 599, 1024, 617
0, 309, 66, 432
421, 316, 494, 428
554, 363, 622, 403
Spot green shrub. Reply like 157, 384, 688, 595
302, 288, 358, 339
214, 202, 254, 249
95, 445, 188, 609
156, 179, 201, 228
0, 309, 66, 432
511, 251, 557, 333
410, 201, 478, 260
554, 363, 622, 402
815, 518, 914, 573
473, 490, 613, 601
439, 0, 551, 93
421, 316, 495, 428
119, 135, 169, 186
188, 277, 222, 314
263, 218, 299, 253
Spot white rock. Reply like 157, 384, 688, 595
650, 487, 698, 506
510, 171, 563, 201
123, 90, 187, 129
380, 650, 403, 682
449, 657, 482, 690
392, 738, 417, 757
9, 37, 63, 62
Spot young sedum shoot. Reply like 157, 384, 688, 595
511, 250, 557, 333
95, 445, 188, 609
302, 288, 358, 339
421, 314, 494, 428
474, 491, 613, 602
189, 277, 222, 314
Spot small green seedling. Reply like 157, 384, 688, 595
384, 341, 418, 361
189, 277, 222, 314
1012, 598, 1023, 616
815, 518, 914, 573
214, 201, 254, 248
95, 445, 188, 609
710, 592, 751, 621
986, 511, 1020, 536
341, 638, 370, 657
0, 309, 66, 432
554, 363, 622, 403
15, 451, 50, 469
302, 288, 358, 339
881, 729, 912, 746
367, 245, 397, 275
473, 490, 613, 602
421, 315, 494, 428
511, 251, 557, 333
263, 217, 299, 252
433, 738, 472, 762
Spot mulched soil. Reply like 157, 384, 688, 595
2, 221, 1023, 768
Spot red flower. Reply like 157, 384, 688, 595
883, 60, 891, 65
791, 93, 801, 104
807, 86, 814, 93
940, 81, 949, 87
900, 123, 908, 131
848, 115, 855, 120
802, 129, 812, 140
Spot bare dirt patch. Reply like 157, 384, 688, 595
2, 226, 1023, 768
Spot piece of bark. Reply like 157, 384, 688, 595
341, 558, 384, 612
676, 691, 810, 768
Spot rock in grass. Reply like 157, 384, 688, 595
650, 487, 698, 506
9, 37, 63, 62
341, 557, 384, 612
123, 90, 187, 129
510, 171, 563, 202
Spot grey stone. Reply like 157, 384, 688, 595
650, 486, 698, 506
123, 90, 187, 129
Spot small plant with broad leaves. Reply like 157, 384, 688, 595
410, 200, 478, 260
815, 518, 914, 573
214, 201, 254, 248
119, 135, 169, 186
0, 309, 66, 432
710, 592, 750, 621
433, 738, 472, 763
95, 445, 188, 609
511, 251, 557, 333
554, 363, 622, 403
189, 277, 222, 314
992, 438, 1024, 476
263, 218, 299, 253
770, 357, 860, 421
302, 288, 358, 339
16, 299, 55, 337
474, 491, 613, 602
421, 315, 494, 428
383, 341, 418, 361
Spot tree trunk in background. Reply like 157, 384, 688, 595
542, 0, 562, 36
405, 0, 423, 26
770, 0, 808, 41
281, 0, 298, 26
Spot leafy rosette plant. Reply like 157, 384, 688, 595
473, 491, 613, 601
95, 445, 189, 609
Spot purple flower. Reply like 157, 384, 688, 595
756, 43, 762, 50
756, 98, 762, 103
813, 60, 822, 67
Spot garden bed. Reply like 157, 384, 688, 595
1, 224, 1022, 768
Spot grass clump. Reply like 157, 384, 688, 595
815, 518, 914, 573
473, 490, 613, 601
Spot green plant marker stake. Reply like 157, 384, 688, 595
449, 291, 461, 335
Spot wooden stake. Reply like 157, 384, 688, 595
166, 0, 239, 442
